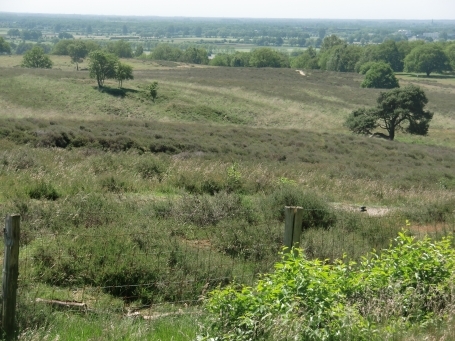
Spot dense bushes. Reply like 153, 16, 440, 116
149, 43, 209, 64
200, 233, 455, 340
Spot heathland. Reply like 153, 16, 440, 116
1, 52, 455, 340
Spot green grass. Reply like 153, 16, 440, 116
18, 310, 200, 341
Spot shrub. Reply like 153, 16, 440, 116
28, 181, 60, 200
173, 192, 250, 227
21, 46, 53, 69
201, 233, 455, 340
136, 156, 168, 181
212, 219, 282, 262
263, 184, 336, 229
100, 176, 128, 193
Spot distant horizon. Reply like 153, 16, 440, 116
2, 12, 455, 22
1, 0, 454, 20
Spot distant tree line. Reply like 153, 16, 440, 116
207, 37, 454, 77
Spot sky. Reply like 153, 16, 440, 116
1, 0, 455, 20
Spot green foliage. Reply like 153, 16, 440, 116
136, 156, 168, 181
134, 44, 144, 57
356, 40, 403, 72
325, 44, 362, 72
230, 52, 250, 67
28, 181, 60, 200
445, 44, 455, 70
174, 192, 250, 227
404, 44, 451, 76
0, 37, 11, 54
148, 81, 158, 101
14, 42, 34, 55
201, 233, 455, 340
100, 175, 128, 193
20, 29, 42, 40
181, 46, 209, 64
7, 28, 20, 37
52, 39, 76, 55
345, 85, 433, 140
212, 219, 281, 262
320, 34, 345, 52
106, 39, 133, 58
150, 43, 182, 61
115, 61, 134, 87
21, 46, 53, 69
263, 185, 335, 229
249, 48, 289, 68
67, 41, 88, 70
344, 107, 378, 135
88, 50, 118, 88
360, 62, 400, 89
226, 162, 243, 193
210, 53, 232, 66
290, 46, 319, 69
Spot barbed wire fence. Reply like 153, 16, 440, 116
2, 206, 455, 328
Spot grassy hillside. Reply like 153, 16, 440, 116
1, 56, 455, 340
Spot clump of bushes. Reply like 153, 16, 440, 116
262, 184, 336, 229
27, 181, 60, 200
201, 232, 455, 340
173, 191, 255, 227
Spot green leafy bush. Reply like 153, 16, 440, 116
200, 232, 455, 340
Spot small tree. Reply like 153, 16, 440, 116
149, 82, 158, 102
67, 41, 88, 71
115, 62, 134, 88
345, 85, 433, 140
360, 62, 400, 89
21, 46, 53, 68
88, 50, 118, 88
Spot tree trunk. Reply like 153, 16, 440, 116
389, 129, 395, 141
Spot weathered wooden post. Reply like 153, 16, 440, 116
283, 206, 303, 253
2, 214, 20, 340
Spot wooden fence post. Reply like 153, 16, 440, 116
283, 206, 303, 252
2, 214, 20, 340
